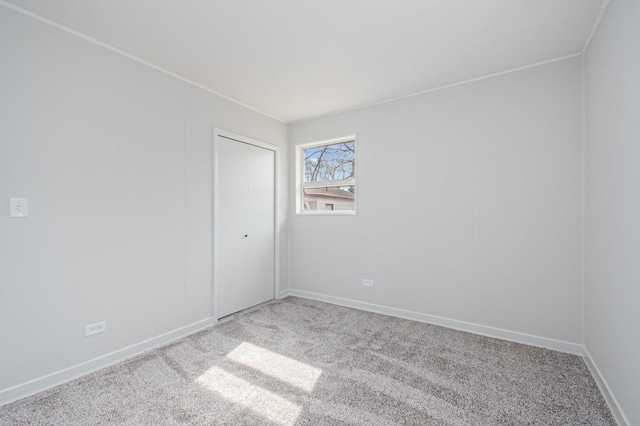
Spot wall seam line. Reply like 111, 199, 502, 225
470, 82, 476, 325
580, 53, 587, 347
183, 84, 188, 323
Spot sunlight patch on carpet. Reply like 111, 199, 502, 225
196, 365, 302, 425
226, 341, 322, 392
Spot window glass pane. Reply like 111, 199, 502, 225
303, 185, 355, 212
304, 141, 355, 182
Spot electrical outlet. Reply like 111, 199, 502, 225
84, 321, 106, 337
363, 279, 374, 287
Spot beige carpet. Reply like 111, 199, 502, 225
0, 297, 614, 425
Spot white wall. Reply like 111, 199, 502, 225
0, 5, 287, 397
7, 0, 632, 415
584, 0, 640, 424
289, 57, 583, 346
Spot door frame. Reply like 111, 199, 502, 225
212, 127, 280, 321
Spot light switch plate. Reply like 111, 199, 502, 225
9, 198, 28, 218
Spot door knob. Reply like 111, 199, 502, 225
243, 234, 248, 238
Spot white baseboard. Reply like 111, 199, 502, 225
287, 289, 583, 355
583, 347, 629, 426
0, 316, 217, 407
4, 292, 620, 424
278, 288, 292, 298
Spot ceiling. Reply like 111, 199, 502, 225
4, 0, 605, 123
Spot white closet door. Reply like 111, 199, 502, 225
217, 136, 274, 319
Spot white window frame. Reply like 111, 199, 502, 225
295, 135, 357, 215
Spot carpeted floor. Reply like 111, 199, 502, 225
0, 297, 614, 425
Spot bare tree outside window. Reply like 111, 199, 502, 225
298, 138, 356, 213
304, 141, 355, 188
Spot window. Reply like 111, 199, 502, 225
296, 136, 356, 214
